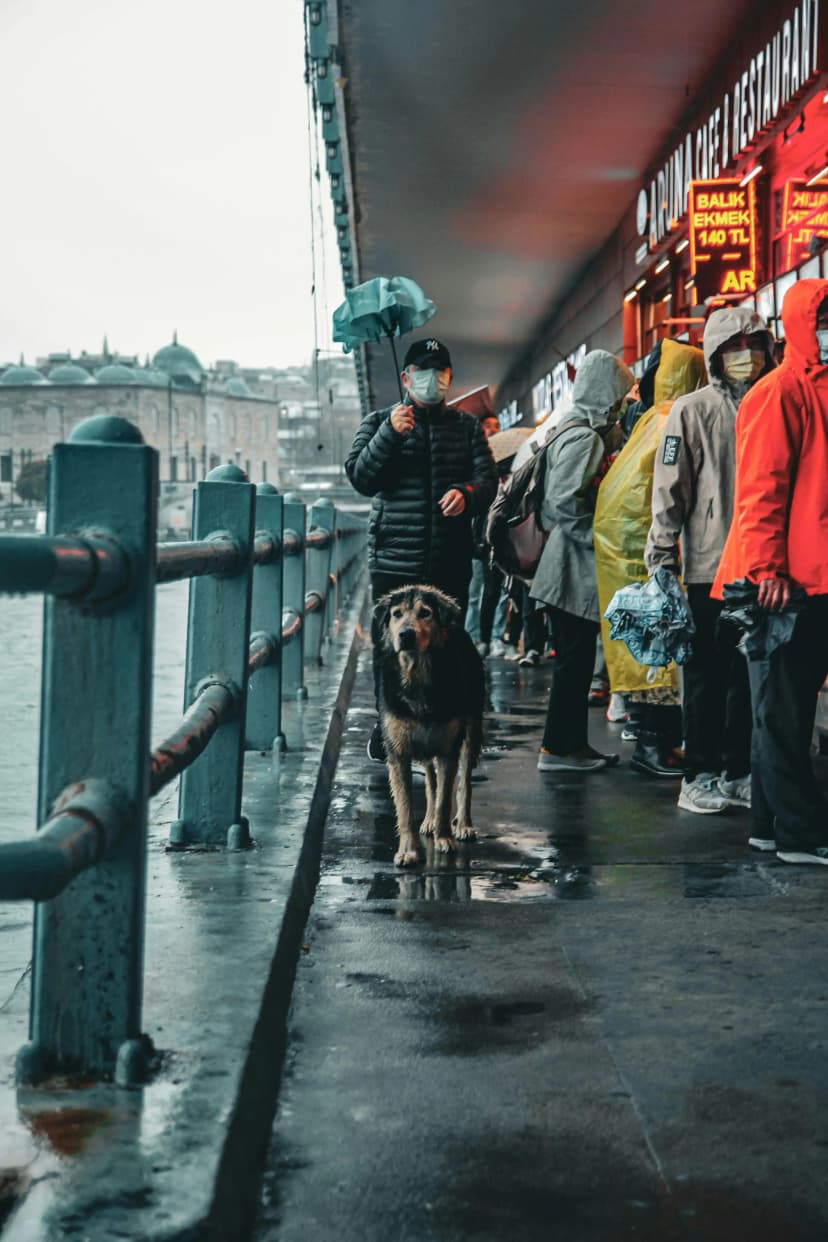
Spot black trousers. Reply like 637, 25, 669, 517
370, 569, 471, 712
748, 594, 828, 850
541, 607, 599, 754
683, 584, 752, 780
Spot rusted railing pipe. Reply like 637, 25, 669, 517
281, 608, 303, 646
0, 533, 129, 601
282, 529, 303, 557
156, 535, 241, 584
150, 678, 240, 796
253, 532, 280, 566
247, 630, 279, 676
0, 780, 129, 902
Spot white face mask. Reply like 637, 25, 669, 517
406, 368, 449, 405
816, 329, 828, 363
721, 349, 763, 383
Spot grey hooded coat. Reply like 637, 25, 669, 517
644, 307, 773, 585
531, 350, 634, 622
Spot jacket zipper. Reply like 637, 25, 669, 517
424, 408, 432, 576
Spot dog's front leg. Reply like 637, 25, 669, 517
452, 732, 476, 841
388, 757, 418, 867
419, 760, 437, 837
432, 755, 459, 853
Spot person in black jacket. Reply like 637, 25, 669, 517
346, 337, 497, 761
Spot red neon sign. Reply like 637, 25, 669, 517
782, 179, 828, 269
689, 179, 758, 301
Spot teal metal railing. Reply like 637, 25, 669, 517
0, 414, 366, 1087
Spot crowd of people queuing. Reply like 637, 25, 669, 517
346, 277, 828, 866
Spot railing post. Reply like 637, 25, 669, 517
20, 414, 158, 1087
326, 507, 340, 638
281, 493, 307, 701
305, 497, 335, 665
246, 483, 285, 753
170, 464, 255, 849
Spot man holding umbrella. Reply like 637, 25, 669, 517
346, 337, 497, 762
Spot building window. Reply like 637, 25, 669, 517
170, 455, 178, 482
261, 460, 267, 482
245, 458, 251, 479
0, 453, 12, 483
189, 456, 196, 481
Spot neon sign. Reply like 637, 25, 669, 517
689, 179, 758, 300
639, 0, 820, 254
782, 179, 828, 267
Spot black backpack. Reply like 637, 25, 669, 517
485, 418, 590, 579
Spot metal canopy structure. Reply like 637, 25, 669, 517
333, 0, 758, 409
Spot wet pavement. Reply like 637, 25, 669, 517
255, 652, 828, 1242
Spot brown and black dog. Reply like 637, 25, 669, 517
373, 585, 485, 867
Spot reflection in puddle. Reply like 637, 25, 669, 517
362, 860, 785, 904
366, 866, 594, 903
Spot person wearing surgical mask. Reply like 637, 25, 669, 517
646, 307, 775, 816
346, 336, 497, 763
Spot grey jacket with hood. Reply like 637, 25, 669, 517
645, 308, 773, 585
531, 350, 634, 621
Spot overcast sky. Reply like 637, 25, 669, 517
0, 0, 342, 371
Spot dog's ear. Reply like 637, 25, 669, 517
429, 590, 461, 629
373, 598, 391, 632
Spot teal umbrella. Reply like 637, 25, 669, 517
332, 275, 436, 399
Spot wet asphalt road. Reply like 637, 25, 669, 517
254, 652, 828, 1242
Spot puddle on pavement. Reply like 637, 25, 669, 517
359, 860, 786, 904
23, 1105, 121, 1157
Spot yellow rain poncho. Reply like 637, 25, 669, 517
594, 338, 706, 693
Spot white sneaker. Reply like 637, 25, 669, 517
606, 693, 627, 723
718, 774, 751, 807
518, 649, 540, 666
776, 845, 828, 865
475, 641, 489, 657
678, 773, 730, 815
748, 835, 776, 851
487, 640, 509, 658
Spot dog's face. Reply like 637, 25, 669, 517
376, 585, 461, 655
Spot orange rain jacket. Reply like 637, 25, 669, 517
713, 278, 828, 599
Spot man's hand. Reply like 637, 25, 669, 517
438, 488, 466, 517
757, 576, 792, 611
389, 404, 415, 435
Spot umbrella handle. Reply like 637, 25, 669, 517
388, 332, 404, 402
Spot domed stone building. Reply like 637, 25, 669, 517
0, 336, 282, 505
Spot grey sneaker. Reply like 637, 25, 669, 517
776, 846, 828, 865
519, 649, 540, 666
678, 773, 730, 815
487, 640, 509, 658
475, 641, 489, 657
718, 774, 751, 808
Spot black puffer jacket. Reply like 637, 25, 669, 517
346, 400, 497, 578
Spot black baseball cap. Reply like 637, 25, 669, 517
402, 337, 452, 370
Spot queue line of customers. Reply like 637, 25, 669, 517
346, 282, 828, 866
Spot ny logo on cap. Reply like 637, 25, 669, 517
425, 339, 439, 351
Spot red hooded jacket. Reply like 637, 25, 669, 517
713, 278, 828, 598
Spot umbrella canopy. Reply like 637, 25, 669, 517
332, 275, 435, 352
448, 384, 495, 417
332, 275, 436, 401
488, 427, 532, 464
